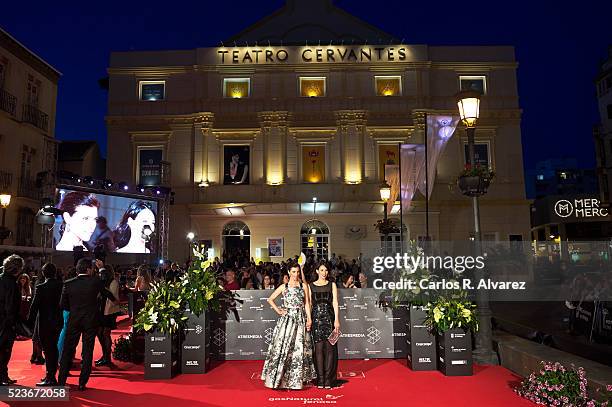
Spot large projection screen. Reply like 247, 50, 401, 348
53, 188, 158, 255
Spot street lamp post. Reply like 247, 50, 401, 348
456, 90, 498, 364
0, 194, 11, 246
379, 181, 391, 254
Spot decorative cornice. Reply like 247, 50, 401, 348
257, 111, 291, 126
290, 128, 336, 142
368, 127, 414, 142
213, 130, 259, 143
129, 131, 172, 144
0, 28, 61, 83
107, 66, 194, 76
108, 61, 517, 76
106, 113, 215, 127
334, 110, 368, 126
194, 112, 215, 128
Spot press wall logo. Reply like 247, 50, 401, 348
213, 328, 227, 346
366, 326, 381, 345
237, 334, 263, 340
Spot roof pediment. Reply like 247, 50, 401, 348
226, 0, 397, 45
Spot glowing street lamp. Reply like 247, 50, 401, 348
0, 194, 11, 245
186, 232, 195, 241
379, 181, 391, 220
456, 90, 481, 128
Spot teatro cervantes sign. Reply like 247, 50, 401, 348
214, 45, 414, 65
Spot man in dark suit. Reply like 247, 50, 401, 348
0, 255, 24, 386
57, 258, 115, 391
28, 263, 63, 386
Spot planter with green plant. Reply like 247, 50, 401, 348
424, 297, 478, 376
180, 248, 223, 374
135, 279, 187, 379
457, 164, 494, 197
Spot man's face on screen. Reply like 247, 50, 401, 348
65, 205, 98, 242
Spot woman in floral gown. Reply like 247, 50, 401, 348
261, 263, 316, 389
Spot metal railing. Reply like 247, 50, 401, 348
17, 177, 41, 200
0, 170, 12, 191
0, 88, 17, 116
22, 104, 48, 132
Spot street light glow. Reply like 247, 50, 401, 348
456, 90, 481, 128
379, 182, 391, 202
0, 194, 11, 208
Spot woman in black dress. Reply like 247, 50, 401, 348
309, 261, 340, 389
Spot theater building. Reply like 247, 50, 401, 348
105, 0, 530, 261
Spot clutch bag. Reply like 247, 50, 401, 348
327, 329, 341, 345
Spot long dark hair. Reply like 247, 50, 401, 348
314, 260, 330, 281
113, 200, 156, 250
57, 191, 100, 236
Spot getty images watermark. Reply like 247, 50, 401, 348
370, 253, 527, 291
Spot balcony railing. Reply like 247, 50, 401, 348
17, 177, 42, 200
0, 170, 12, 192
22, 104, 49, 132
0, 88, 17, 116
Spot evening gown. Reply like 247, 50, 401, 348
261, 283, 316, 389
310, 281, 338, 387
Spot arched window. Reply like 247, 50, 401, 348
222, 221, 250, 237
222, 221, 250, 262
300, 220, 330, 259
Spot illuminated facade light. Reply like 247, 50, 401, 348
224, 78, 250, 98
375, 76, 401, 96
300, 77, 326, 97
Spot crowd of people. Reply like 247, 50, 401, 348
0, 254, 123, 389
210, 251, 368, 292
0, 249, 370, 390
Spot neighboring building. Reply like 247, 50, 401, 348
525, 158, 599, 199
595, 45, 612, 203
106, 0, 530, 261
531, 194, 612, 268
58, 140, 106, 179
0, 27, 60, 249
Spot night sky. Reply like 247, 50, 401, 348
2, 0, 611, 171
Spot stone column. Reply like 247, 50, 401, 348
193, 113, 215, 185
258, 111, 290, 185
335, 110, 367, 184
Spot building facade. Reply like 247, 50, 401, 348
525, 158, 598, 199
0, 27, 60, 249
106, 0, 530, 261
595, 46, 612, 203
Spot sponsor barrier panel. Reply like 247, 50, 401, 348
406, 306, 437, 371
210, 289, 408, 360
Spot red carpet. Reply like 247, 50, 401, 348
3, 318, 535, 407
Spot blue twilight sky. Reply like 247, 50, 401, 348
1, 0, 611, 171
